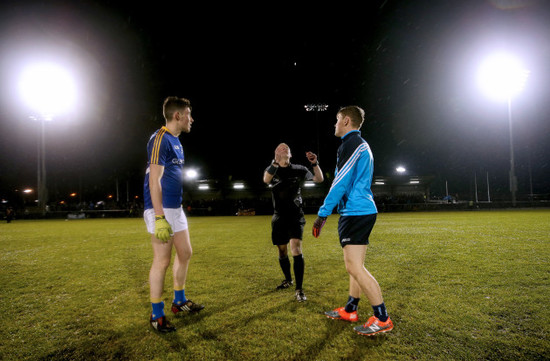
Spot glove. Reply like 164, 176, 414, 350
154, 215, 172, 243
312, 216, 327, 238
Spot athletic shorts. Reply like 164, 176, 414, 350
271, 214, 306, 245
144, 207, 188, 235
338, 214, 377, 248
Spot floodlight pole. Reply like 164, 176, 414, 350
507, 97, 517, 207
486, 171, 491, 203
37, 117, 48, 216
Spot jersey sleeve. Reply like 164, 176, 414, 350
317, 142, 369, 217
302, 165, 314, 181
148, 128, 169, 166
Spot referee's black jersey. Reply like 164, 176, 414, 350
266, 163, 314, 216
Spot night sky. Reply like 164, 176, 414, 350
1, 0, 549, 203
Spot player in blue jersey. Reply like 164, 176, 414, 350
263, 143, 324, 302
144, 96, 204, 333
312, 106, 393, 336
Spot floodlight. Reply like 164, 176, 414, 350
477, 52, 530, 206
477, 53, 529, 102
185, 169, 198, 179
396, 166, 406, 173
18, 62, 76, 118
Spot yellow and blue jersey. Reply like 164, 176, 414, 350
143, 126, 185, 210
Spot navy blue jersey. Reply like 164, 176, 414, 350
318, 130, 377, 217
144, 126, 185, 210
266, 163, 313, 216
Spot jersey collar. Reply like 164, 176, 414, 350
341, 130, 360, 140
162, 125, 177, 136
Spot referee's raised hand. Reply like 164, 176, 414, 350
306, 151, 317, 164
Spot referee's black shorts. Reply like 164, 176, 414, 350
338, 214, 377, 248
271, 213, 306, 245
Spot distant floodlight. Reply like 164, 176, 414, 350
304, 104, 329, 112
198, 184, 209, 190
23, 188, 33, 193
396, 166, 406, 173
18, 62, 76, 118
186, 169, 198, 179
410, 180, 420, 184
233, 183, 245, 189
304, 181, 316, 187
477, 53, 529, 101
374, 181, 385, 185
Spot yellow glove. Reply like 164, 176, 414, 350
154, 215, 172, 243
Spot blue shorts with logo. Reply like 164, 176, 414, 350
338, 214, 377, 248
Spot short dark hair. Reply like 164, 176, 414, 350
338, 106, 365, 128
163, 96, 191, 121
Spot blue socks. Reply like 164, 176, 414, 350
174, 289, 187, 305
345, 295, 360, 313
372, 302, 388, 322
151, 301, 165, 320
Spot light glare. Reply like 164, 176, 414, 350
186, 169, 198, 179
18, 62, 76, 118
477, 53, 529, 101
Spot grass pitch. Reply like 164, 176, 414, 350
0, 210, 549, 360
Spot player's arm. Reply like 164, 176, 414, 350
149, 163, 165, 216
149, 163, 172, 242
306, 151, 324, 183
317, 143, 368, 218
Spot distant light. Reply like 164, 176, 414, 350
396, 166, 406, 173
304, 104, 329, 112
304, 181, 316, 187
18, 62, 76, 118
477, 53, 529, 101
198, 184, 210, 190
410, 180, 420, 184
374, 181, 385, 185
233, 183, 245, 189
23, 189, 33, 193
70, 193, 77, 197
186, 169, 198, 179
107, 195, 113, 199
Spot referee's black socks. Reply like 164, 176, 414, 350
279, 256, 292, 282
293, 254, 304, 290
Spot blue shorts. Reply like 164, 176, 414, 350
338, 214, 377, 248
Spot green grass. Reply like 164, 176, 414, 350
1, 210, 549, 360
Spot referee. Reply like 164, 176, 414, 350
263, 143, 324, 302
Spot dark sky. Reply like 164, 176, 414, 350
1, 0, 549, 202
